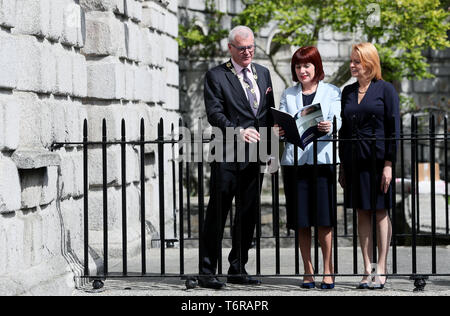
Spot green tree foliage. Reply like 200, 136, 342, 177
236, 0, 450, 86
178, 0, 229, 60
179, 0, 449, 89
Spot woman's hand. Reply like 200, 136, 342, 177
381, 162, 393, 194
273, 124, 286, 137
318, 121, 332, 134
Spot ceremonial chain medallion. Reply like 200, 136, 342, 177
226, 61, 259, 109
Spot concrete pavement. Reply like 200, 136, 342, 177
73, 247, 450, 296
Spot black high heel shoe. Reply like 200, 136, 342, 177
301, 272, 316, 289
320, 282, 335, 290
320, 275, 335, 290
357, 282, 370, 289
301, 282, 316, 289
370, 276, 388, 290
357, 274, 371, 289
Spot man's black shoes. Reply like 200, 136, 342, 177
197, 273, 261, 289
227, 274, 262, 285
198, 276, 226, 290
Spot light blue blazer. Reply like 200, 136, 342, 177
280, 81, 342, 166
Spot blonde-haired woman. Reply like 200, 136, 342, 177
339, 43, 400, 290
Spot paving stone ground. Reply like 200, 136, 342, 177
73, 247, 450, 296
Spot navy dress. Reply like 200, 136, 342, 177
339, 79, 400, 210
284, 92, 335, 229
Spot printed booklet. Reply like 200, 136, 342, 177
271, 103, 327, 150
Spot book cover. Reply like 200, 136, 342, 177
271, 103, 326, 150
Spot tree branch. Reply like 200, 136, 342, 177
256, 43, 290, 89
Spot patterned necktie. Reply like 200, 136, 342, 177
242, 69, 259, 115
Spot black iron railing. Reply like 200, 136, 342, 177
52, 114, 449, 292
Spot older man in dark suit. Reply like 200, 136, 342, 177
198, 26, 275, 289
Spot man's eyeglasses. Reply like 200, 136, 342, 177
230, 43, 255, 54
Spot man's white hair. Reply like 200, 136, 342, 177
228, 26, 254, 43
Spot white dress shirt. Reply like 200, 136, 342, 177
231, 58, 261, 106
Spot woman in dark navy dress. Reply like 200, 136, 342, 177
339, 43, 400, 290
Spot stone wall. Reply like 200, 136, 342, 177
0, 0, 180, 295
404, 48, 450, 111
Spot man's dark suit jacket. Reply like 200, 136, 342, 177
204, 61, 275, 170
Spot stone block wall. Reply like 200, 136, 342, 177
408, 48, 450, 109
0, 0, 180, 295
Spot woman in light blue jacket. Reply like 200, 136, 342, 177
275, 47, 341, 290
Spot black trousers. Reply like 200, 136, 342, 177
200, 162, 263, 275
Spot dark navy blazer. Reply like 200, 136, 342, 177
339, 79, 400, 166
204, 62, 275, 131
204, 61, 275, 170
